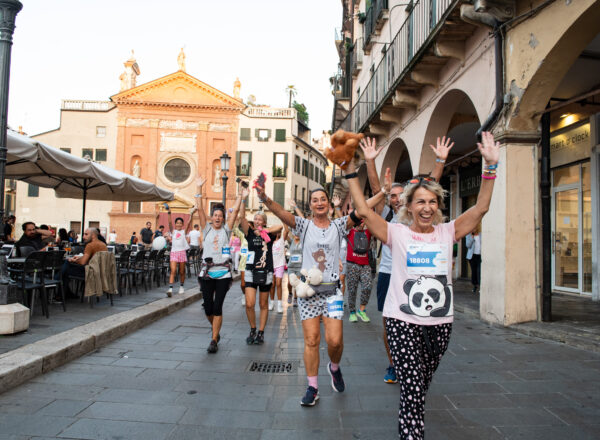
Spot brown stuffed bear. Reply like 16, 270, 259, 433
325, 130, 364, 170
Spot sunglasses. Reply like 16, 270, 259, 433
405, 176, 434, 185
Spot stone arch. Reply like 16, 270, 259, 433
381, 137, 413, 183
507, 1, 600, 131
419, 89, 480, 174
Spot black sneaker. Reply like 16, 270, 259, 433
246, 328, 256, 345
207, 339, 218, 354
300, 386, 319, 407
254, 331, 264, 345
328, 362, 345, 392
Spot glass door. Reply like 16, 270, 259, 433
551, 162, 592, 295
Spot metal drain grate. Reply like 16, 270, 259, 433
246, 360, 298, 374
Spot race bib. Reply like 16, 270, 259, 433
289, 254, 302, 264
246, 251, 255, 265
240, 247, 248, 255
406, 242, 448, 276
326, 290, 345, 319
221, 246, 231, 259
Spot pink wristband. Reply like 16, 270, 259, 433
482, 174, 497, 180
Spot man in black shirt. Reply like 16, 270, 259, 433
140, 221, 154, 249
15, 222, 54, 255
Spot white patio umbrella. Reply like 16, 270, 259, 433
5, 129, 174, 229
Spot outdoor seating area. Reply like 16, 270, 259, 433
0, 244, 202, 321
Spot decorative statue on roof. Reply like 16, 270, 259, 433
178, 48, 186, 72
233, 77, 241, 100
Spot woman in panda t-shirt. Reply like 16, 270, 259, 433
254, 177, 386, 408
345, 133, 499, 440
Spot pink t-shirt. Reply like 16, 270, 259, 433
384, 221, 456, 326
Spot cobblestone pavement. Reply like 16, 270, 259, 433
0, 280, 599, 440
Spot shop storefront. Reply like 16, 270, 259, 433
550, 119, 595, 296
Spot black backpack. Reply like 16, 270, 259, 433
349, 230, 369, 255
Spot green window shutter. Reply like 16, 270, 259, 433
28, 184, 39, 198
273, 182, 285, 206
248, 151, 252, 176
236, 151, 241, 175
95, 149, 107, 162
255, 128, 260, 139
275, 129, 286, 142
240, 128, 251, 141
60, 147, 71, 154
284, 153, 288, 177
272, 152, 277, 176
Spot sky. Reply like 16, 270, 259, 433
8, 0, 342, 138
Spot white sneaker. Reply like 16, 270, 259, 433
178, 285, 185, 294
166, 287, 173, 298
277, 300, 283, 314
241, 296, 246, 306
268, 299, 274, 311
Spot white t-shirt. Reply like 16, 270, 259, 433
379, 205, 399, 274
108, 233, 117, 243
272, 236, 286, 268
170, 229, 190, 252
188, 229, 201, 247
202, 224, 232, 279
292, 215, 349, 292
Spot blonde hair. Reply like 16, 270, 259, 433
399, 179, 447, 225
254, 211, 268, 226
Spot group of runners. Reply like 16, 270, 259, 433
160, 132, 500, 439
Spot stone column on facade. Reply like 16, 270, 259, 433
479, 134, 539, 325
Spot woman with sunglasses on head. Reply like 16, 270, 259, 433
196, 177, 245, 354
344, 132, 499, 439
254, 179, 386, 407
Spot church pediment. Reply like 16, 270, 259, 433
111, 71, 245, 110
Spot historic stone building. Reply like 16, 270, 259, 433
332, 0, 600, 324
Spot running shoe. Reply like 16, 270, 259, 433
384, 365, 398, 384
277, 300, 283, 314
293, 298, 298, 307
356, 309, 370, 322
254, 331, 264, 345
246, 328, 256, 345
300, 386, 319, 407
327, 362, 345, 392
241, 296, 246, 306
349, 312, 358, 323
287, 294, 293, 305
268, 299, 274, 311
178, 285, 185, 295
207, 339, 218, 354
166, 287, 173, 298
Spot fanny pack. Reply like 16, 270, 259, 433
252, 268, 269, 285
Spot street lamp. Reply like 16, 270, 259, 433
220, 151, 231, 206
0, 1, 23, 239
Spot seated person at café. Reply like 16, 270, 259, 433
39, 225, 56, 247
16, 222, 55, 255
61, 228, 108, 298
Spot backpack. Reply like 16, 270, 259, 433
349, 229, 369, 255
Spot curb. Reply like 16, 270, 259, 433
455, 302, 600, 353
0, 289, 202, 395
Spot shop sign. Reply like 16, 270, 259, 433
551, 122, 591, 168
459, 165, 481, 198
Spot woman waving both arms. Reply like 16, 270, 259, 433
196, 176, 244, 354
254, 175, 387, 407
344, 132, 499, 439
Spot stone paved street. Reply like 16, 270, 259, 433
0, 280, 599, 440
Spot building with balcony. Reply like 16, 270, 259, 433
237, 106, 328, 222
332, 0, 600, 325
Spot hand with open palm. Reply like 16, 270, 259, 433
429, 136, 454, 161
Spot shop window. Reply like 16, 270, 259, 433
95, 149, 107, 162
27, 184, 39, 198
236, 151, 252, 176
240, 128, 251, 141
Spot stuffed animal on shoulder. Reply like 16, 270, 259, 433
325, 130, 365, 170
288, 267, 324, 298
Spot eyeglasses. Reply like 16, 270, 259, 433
405, 176, 434, 185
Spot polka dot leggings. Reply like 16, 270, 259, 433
385, 318, 452, 440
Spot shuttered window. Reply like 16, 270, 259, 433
236, 151, 252, 176
255, 129, 271, 141
273, 182, 286, 206
240, 128, 251, 141
273, 152, 288, 177
294, 155, 300, 173
275, 129, 286, 142
28, 184, 39, 198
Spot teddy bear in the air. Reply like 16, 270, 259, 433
288, 267, 324, 298
325, 130, 365, 170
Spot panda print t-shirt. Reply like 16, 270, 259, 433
292, 215, 349, 293
384, 221, 456, 326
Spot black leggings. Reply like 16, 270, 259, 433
386, 318, 452, 440
200, 278, 231, 316
469, 254, 481, 286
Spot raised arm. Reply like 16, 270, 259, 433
266, 224, 283, 234
282, 224, 289, 241
227, 188, 246, 231
429, 136, 454, 182
185, 207, 197, 235
360, 137, 386, 214
454, 131, 499, 241
238, 188, 250, 235
332, 194, 343, 219
344, 162, 390, 243
254, 176, 296, 228
195, 177, 207, 230
289, 199, 304, 219
166, 206, 174, 233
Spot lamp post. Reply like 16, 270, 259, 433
220, 151, 231, 206
0, 1, 22, 239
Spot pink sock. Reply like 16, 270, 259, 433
329, 362, 339, 372
307, 376, 318, 389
